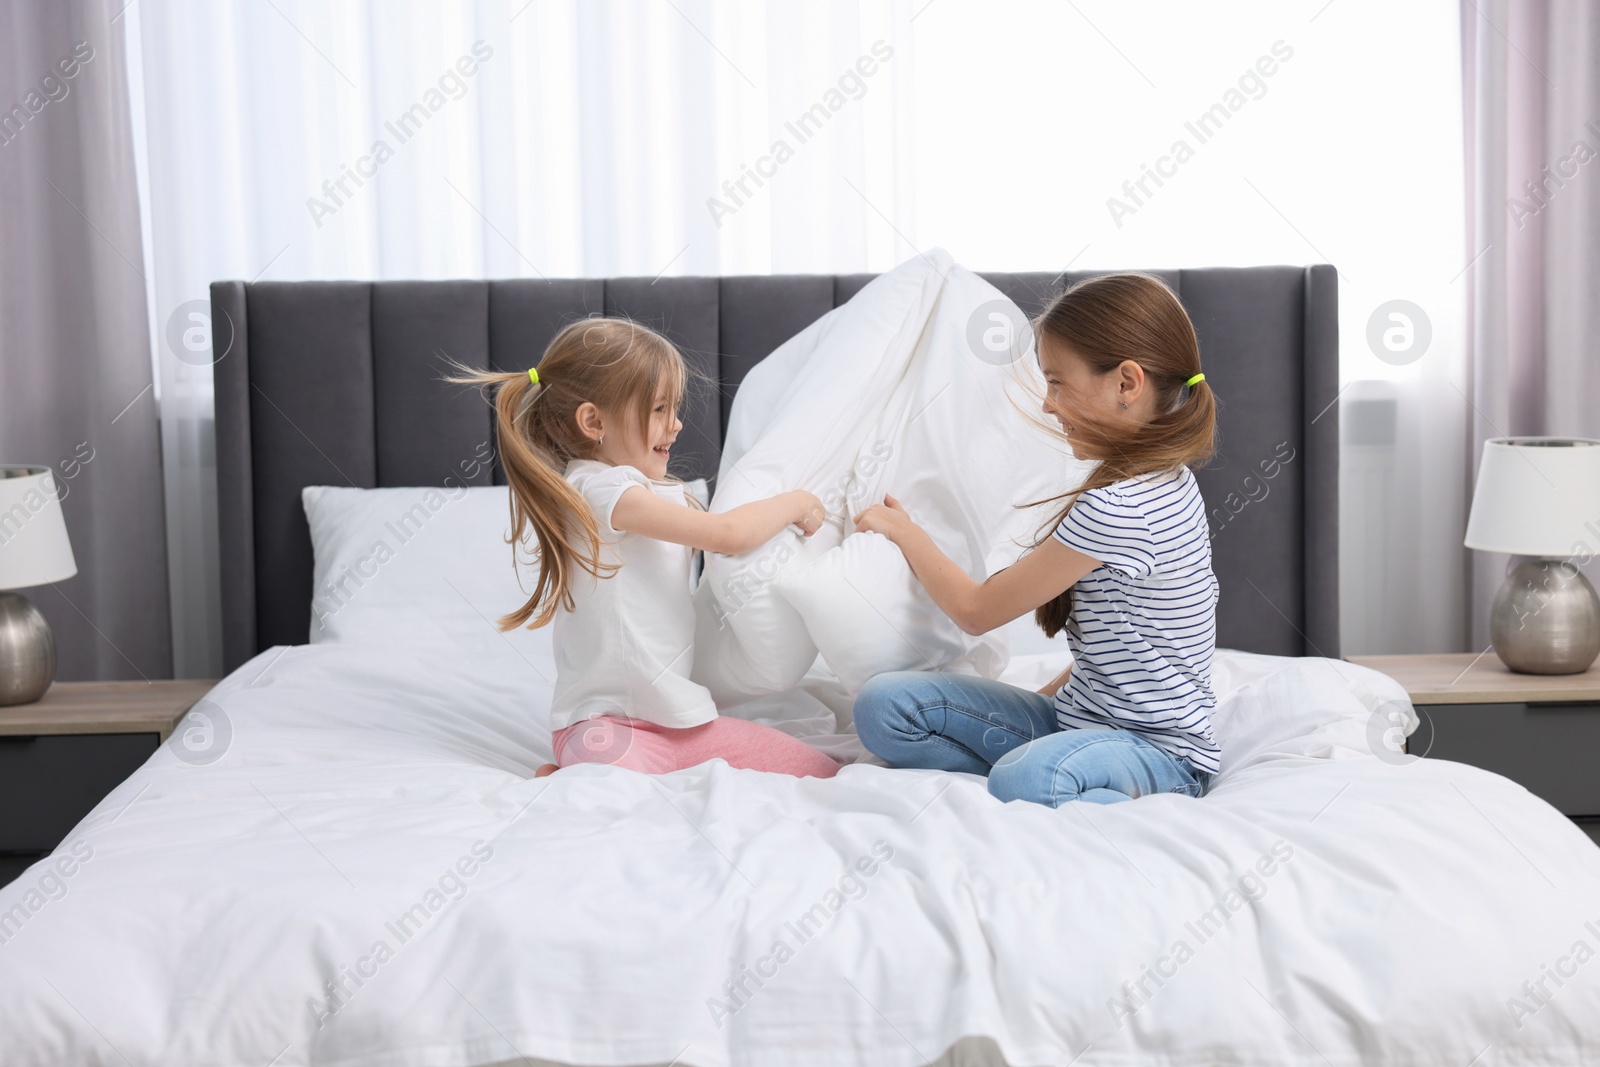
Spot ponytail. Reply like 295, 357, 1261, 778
442, 366, 614, 630
1027, 274, 1217, 638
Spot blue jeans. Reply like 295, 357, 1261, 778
853, 671, 1210, 808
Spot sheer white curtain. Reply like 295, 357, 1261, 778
124, 0, 1466, 676
901, 0, 1470, 658
124, 0, 916, 676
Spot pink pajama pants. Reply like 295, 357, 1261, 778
551, 715, 840, 778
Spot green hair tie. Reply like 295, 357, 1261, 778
1186, 372, 1205, 387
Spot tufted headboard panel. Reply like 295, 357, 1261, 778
212, 264, 1339, 672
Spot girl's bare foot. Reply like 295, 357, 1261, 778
534, 763, 558, 778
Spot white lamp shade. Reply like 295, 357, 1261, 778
1464, 437, 1600, 557
0, 466, 78, 589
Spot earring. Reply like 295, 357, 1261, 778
1120, 402, 1127, 410
598, 435, 605, 446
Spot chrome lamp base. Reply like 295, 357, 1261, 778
1490, 559, 1600, 675
0, 591, 56, 705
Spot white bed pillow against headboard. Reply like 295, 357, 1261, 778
302, 480, 708, 670
302, 484, 543, 654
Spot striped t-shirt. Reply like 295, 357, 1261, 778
1050, 466, 1221, 775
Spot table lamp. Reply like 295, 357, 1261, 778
1464, 437, 1600, 674
0, 466, 78, 704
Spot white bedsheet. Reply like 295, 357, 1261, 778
3, 637, 1598, 1067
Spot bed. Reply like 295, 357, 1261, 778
2, 263, 1597, 1067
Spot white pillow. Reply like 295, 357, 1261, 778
703, 251, 1090, 701
302, 485, 549, 661
302, 479, 709, 678
775, 531, 1006, 694
691, 255, 952, 705
1203, 652, 1417, 775
690, 521, 845, 703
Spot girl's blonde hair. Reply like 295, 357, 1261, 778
449, 317, 690, 631
1029, 273, 1217, 637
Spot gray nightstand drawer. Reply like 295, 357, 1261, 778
1413, 702, 1600, 817
0, 733, 159, 852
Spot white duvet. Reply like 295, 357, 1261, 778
2, 636, 1599, 1066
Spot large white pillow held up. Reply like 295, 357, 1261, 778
775, 259, 1088, 692
695, 250, 1091, 705
689, 253, 951, 705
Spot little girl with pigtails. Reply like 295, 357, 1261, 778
454, 319, 839, 779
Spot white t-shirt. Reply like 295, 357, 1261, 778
1049, 466, 1221, 775
548, 459, 718, 731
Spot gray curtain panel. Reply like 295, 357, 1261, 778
1463, 0, 1600, 649
0, 0, 171, 680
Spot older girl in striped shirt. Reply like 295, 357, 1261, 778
852, 273, 1220, 808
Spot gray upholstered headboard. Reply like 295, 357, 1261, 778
211, 265, 1339, 674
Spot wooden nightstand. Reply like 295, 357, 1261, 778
1347, 652, 1600, 847
0, 679, 216, 888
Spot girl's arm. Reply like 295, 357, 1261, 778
612, 486, 825, 555
1036, 662, 1072, 696
854, 494, 1101, 636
